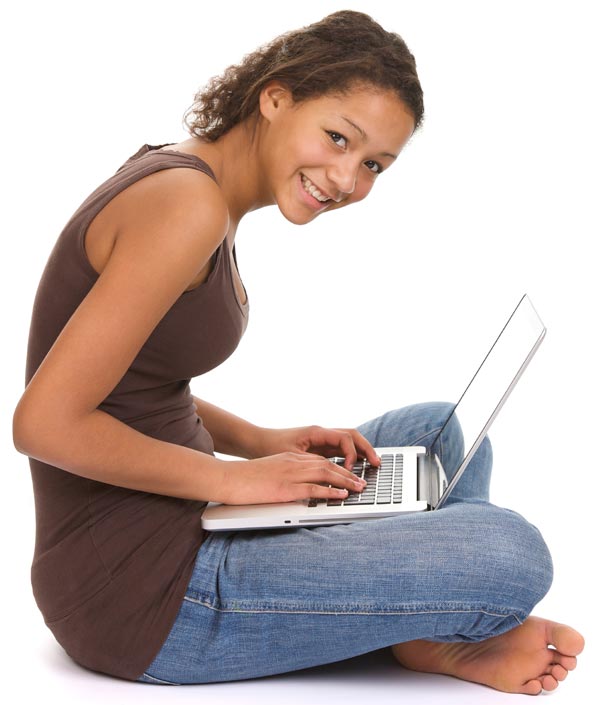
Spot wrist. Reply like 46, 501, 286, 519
243, 425, 273, 459
209, 456, 231, 504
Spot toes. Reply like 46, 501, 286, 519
522, 674, 560, 695
522, 679, 543, 695
550, 664, 568, 682
553, 652, 577, 671
540, 674, 559, 692
548, 622, 585, 656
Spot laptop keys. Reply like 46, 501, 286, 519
308, 454, 403, 507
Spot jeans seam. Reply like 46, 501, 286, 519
183, 595, 524, 622
410, 427, 444, 449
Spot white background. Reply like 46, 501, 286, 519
2, 0, 598, 702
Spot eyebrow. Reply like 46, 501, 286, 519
341, 115, 398, 160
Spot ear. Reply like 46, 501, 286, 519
259, 81, 294, 123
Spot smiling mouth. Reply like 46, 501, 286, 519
300, 174, 332, 203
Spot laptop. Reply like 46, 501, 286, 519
201, 294, 546, 531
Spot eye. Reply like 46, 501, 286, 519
326, 130, 383, 175
364, 160, 383, 175
327, 131, 347, 148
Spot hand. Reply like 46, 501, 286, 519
219, 452, 369, 506
255, 425, 381, 471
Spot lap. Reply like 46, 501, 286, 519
192, 401, 509, 614
140, 500, 552, 684
190, 500, 548, 614
137, 402, 550, 685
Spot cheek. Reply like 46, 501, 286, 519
296, 143, 330, 171
281, 127, 330, 168
352, 178, 376, 203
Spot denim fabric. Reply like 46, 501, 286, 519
137, 402, 553, 685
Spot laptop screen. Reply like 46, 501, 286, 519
433, 294, 546, 507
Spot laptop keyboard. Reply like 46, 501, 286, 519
307, 453, 403, 507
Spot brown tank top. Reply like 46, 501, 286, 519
24, 143, 249, 680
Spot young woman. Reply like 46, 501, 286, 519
13, 10, 583, 694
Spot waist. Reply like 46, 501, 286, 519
97, 385, 214, 455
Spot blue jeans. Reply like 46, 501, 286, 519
137, 402, 553, 685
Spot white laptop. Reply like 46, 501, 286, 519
201, 295, 546, 531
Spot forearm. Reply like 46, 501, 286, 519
14, 407, 228, 503
192, 395, 265, 459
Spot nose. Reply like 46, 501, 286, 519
327, 158, 359, 198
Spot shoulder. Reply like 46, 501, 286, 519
112, 164, 229, 241
85, 163, 230, 282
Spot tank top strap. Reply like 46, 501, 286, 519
120, 143, 218, 185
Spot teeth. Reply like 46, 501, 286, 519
301, 174, 330, 203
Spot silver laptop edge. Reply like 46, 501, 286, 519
432, 294, 546, 510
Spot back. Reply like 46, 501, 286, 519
24, 143, 249, 680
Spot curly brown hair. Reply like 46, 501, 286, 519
183, 10, 424, 142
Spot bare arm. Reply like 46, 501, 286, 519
16, 407, 229, 501
13, 168, 232, 503
191, 395, 380, 473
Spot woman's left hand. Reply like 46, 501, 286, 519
255, 425, 380, 470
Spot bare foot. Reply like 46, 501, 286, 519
391, 616, 584, 695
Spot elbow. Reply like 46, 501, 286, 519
14, 394, 85, 464
13, 396, 59, 460
13, 397, 36, 456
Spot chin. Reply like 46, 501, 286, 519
277, 203, 319, 226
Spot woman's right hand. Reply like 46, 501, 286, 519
219, 452, 368, 505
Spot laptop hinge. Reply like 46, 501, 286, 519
418, 452, 447, 508
417, 453, 427, 504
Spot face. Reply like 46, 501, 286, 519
258, 82, 415, 225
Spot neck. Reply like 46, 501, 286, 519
186, 119, 274, 230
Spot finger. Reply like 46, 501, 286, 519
315, 477, 366, 499
351, 430, 381, 467
295, 454, 363, 488
301, 482, 350, 501
302, 463, 366, 493
318, 463, 367, 491
332, 429, 379, 467
313, 429, 359, 469
339, 435, 358, 470
328, 460, 368, 490
330, 431, 359, 469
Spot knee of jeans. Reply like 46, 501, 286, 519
476, 504, 554, 614
404, 401, 456, 446
358, 401, 456, 450
423, 401, 455, 428
442, 502, 553, 618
